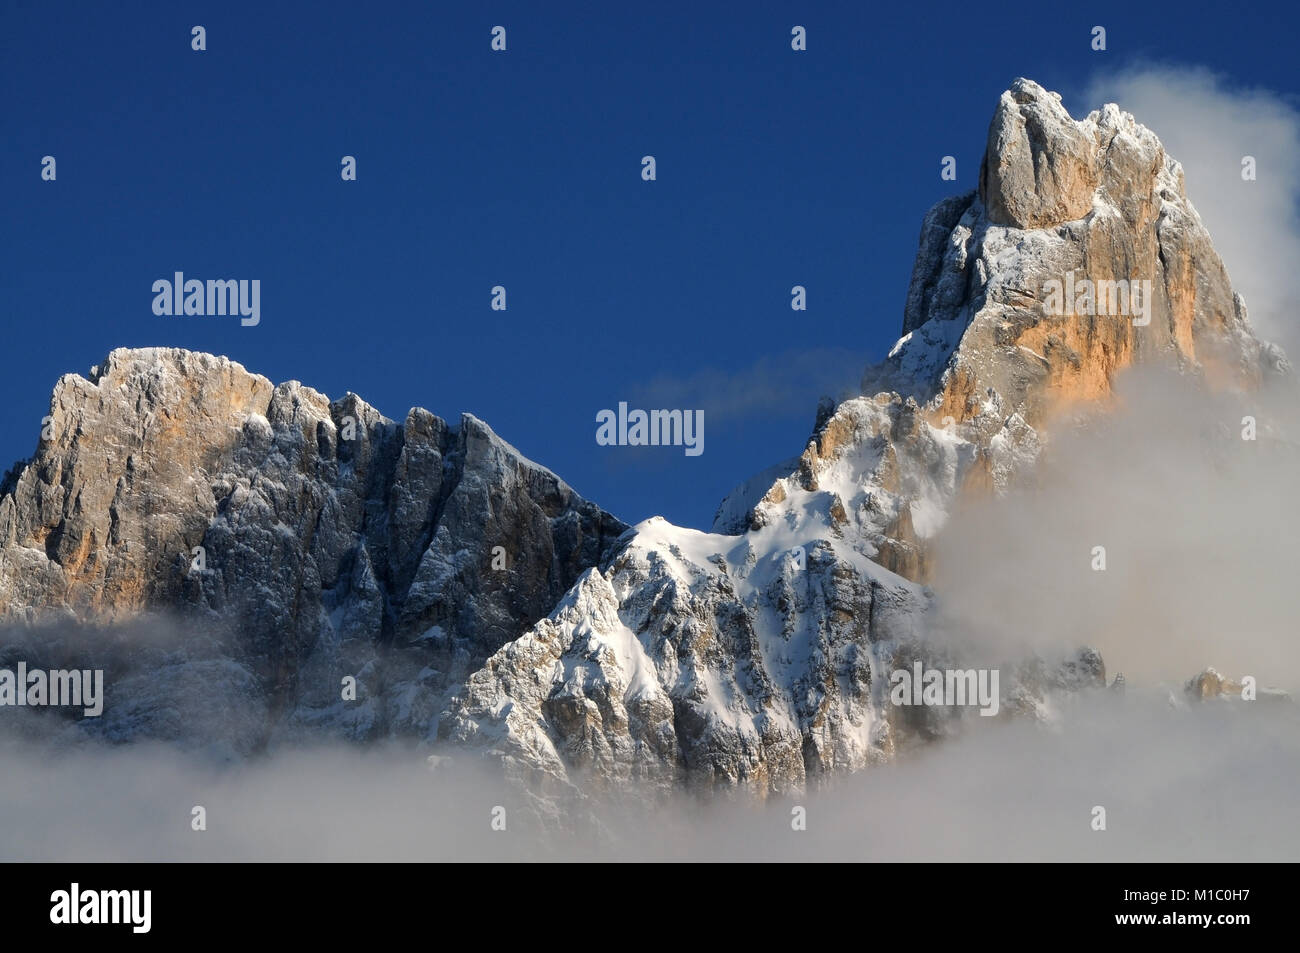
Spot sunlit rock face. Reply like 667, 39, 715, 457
808, 77, 1286, 582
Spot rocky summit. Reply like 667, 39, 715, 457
0, 79, 1285, 798
0, 348, 626, 755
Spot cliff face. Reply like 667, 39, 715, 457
0, 79, 1284, 794
0, 348, 626, 752
736, 78, 1288, 581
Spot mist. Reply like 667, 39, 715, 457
1, 687, 1295, 862
927, 366, 1300, 694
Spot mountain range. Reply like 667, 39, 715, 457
0, 79, 1286, 809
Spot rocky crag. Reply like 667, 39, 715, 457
0, 350, 626, 754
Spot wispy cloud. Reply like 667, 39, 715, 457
629, 347, 870, 425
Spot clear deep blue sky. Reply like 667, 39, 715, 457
4, 1, 1297, 528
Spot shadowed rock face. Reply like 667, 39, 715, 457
0, 348, 627, 750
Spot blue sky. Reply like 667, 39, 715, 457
4, 0, 1297, 528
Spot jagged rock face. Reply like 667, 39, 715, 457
979, 81, 1102, 229
439, 512, 1103, 801
894, 78, 1286, 418
743, 77, 1288, 584
0, 351, 275, 618
441, 520, 929, 799
0, 348, 626, 750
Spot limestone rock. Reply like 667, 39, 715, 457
1184, 668, 1291, 703
833, 77, 1286, 583
0, 347, 627, 751
979, 79, 1101, 229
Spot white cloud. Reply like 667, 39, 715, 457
928, 365, 1300, 693
4, 695, 1298, 861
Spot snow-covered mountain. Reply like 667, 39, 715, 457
0, 79, 1284, 795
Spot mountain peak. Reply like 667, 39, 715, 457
735, 78, 1288, 581
977, 76, 1198, 236
0, 346, 627, 753
980, 77, 1108, 229
885, 78, 1285, 407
